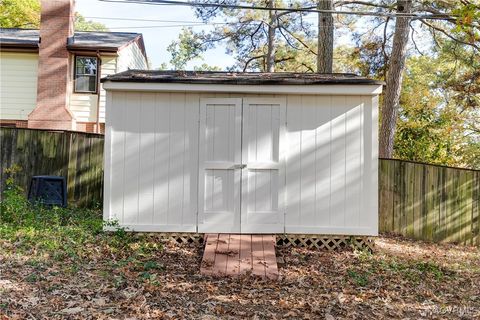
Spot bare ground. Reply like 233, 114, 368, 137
1, 235, 479, 319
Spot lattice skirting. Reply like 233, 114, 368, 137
156, 233, 375, 251
157, 233, 205, 245
276, 235, 376, 251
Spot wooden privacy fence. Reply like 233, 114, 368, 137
0, 127, 104, 207
1, 128, 479, 246
379, 159, 480, 246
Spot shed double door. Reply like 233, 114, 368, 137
198, 98, 286, 233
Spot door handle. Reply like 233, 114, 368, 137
232, 164, 247, 169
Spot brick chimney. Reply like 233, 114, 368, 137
28, 0, 76, 130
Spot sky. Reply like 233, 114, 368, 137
75, 0, 236, 69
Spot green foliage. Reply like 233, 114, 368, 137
193, 63, 223, 71
74, 13, 108, 32
394, 56, 457, 165
0, 168, 161, 264
143, 260, 162, 271
0, 164, 28, 223
167, 28, 213, 70
393, 45, 480, 169
0, 1, 108, 31
414, 261, 445, 280
347, 269, 370, 287
0, 0, 40, 28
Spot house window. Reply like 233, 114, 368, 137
74, 56, 98, 93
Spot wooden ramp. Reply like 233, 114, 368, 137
201, 234, 279, 280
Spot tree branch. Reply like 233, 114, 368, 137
409, 20, 424, 56
382, 17, 390, 63
242, 54, 265, 72
420, 19, 480, 51
278, 25, 316, 55
335, 1, 394, 9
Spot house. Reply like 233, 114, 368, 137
101, 70, 383, 235
0, 0, 148, 133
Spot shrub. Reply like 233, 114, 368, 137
0, 164, 31, 224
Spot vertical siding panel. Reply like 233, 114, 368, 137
103, 91, 113, 221
345, 96, 362, 228
153, 93, 171, 225
123, 92, 141, 224
109, 92, 126, 223
315, 95, 331, 226
359, 96, 365, 230
299, 96, 317, 227
330, 96, 347, 227
285, 95, 302, 227
184, 93, 199, 226
370, 95, 379, 234
168, 93, 186, 225
137, 93, 156, 224
361, 96, 378, 233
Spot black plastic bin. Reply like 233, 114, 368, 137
28, 176, 67, 207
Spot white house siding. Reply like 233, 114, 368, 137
70, 43, 147, 124
0, 52, 38, 120
116, 42, 148, 72
69, 56, 117, 123
104, 90, 378, 235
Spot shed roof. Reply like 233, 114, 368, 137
102, 70, 384, 85
0, 28, 145, 54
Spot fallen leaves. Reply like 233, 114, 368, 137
59, 307, 84, 315
0, 235, 479, 319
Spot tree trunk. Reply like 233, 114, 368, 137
317, 0, 334, 73
379, 0, 412, 158
266, 0, 276, 72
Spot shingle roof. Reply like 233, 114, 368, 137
102, 70, 385, 85
70, 31, 142, 50
0, 28, 143, 51
0, 28, 38, 46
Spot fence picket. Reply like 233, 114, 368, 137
0, 128, 103, 207
379, 159, 480, 246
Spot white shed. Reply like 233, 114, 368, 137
102, 71, 383, 236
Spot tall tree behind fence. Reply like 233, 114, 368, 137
379, 159, 480, 246
1, 128, 479, 246
0, 127, 104, 207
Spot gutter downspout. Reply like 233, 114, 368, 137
96, 51, 102, 133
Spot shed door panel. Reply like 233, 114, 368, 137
241, 99, 286, 233
198, 99, 242, 233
